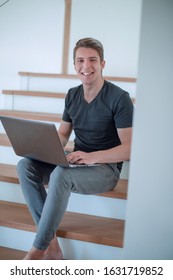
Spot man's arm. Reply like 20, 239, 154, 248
96, 127, 132, 163
58, 120, 73, 148
66, 127, 132, 165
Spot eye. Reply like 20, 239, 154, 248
76, 59, 84, 63
90, 58, 98, 62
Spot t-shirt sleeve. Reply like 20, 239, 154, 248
114, 92, 134, 128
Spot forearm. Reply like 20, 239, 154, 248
67, 143, 131, 165
67, 127, 132, 165
58, 132, 69, 148
57, 121, 72, 148
93, 143, 131, 164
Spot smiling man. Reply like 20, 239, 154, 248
17, 38, 134, 260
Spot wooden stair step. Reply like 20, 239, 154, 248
0, 163, 128, 199
0, 132, 74, 151
2, 90, 66, 99
0, 133, 11, 146
0, 110, 62, 122
0, 201, 124, 247
18, 71, 137, 83
0, 246, 26, 260
2, 89, 135, 103
0, 163, 19, 184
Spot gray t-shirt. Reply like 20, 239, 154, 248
62, 80, 133, 155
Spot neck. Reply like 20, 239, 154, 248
83, 78, 104, 102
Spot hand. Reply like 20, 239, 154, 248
66, 151, 97, 165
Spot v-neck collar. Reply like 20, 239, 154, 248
81, 80, 106, 104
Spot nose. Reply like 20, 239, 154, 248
83, 59, 91, 70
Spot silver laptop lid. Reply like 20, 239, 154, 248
0, 116, 69, 166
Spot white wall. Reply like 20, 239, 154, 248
0, 0, 141, 106
123, 0, 173, 259
68, 0, 141, 77
0, 0, 64, 95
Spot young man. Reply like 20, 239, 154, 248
17, 37, 133, 259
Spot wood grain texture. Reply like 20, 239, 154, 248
0, 201, 125, 247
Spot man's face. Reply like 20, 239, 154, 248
74, 47, 105, 85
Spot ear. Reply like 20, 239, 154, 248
101, 60, 106, 70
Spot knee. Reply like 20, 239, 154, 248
16, 158, 35, 177
17, 158, 29, 172
50, 167, 75, 191
50, 166, 68, 181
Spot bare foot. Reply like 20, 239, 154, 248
42, 251, 63, 260
23, 236, 63, 260
42, 235, 63, 260
23, 247, 45, 260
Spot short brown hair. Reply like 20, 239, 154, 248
73, 37, 104, 61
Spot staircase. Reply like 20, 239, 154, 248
0, 72, 135, 259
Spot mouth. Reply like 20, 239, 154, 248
81, 72, 94, 76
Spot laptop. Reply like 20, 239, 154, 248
0, 116, 99, 168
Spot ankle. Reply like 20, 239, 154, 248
23, 247, 45, 260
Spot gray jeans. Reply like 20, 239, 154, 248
17, 158, 120, 250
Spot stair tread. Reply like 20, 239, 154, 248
0, 246, 26, 260
2, 90, 66, 99
0, 163, 128, 199
0, 163, 19, 184
0, 133, 11, 146
0, 110, 62, 122
0, 201, 124, 247
0, 132, 74, 151
2, 90, 135, 103
18, 71, 137, 83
